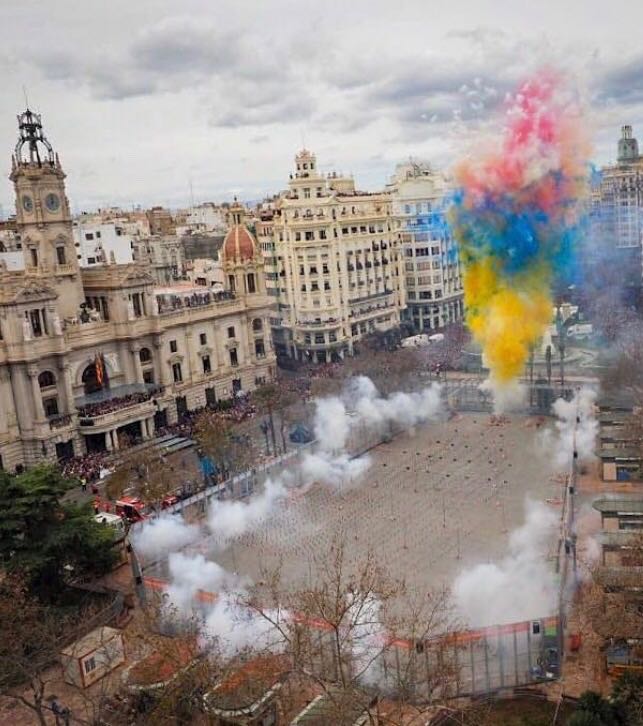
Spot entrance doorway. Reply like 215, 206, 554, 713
117, 421, 142, 447
56, 440, 75, 461
85, 432, 106, 454
154, 408, 168, 430
176, 396, 188, 420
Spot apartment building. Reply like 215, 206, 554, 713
388, 161, 464, 332
258, 149, 406, 363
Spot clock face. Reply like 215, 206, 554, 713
45, 193, 61, 212
22, 195, 33, 213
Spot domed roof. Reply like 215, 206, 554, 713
222, 200, 257, 263
222, 224, 257, 263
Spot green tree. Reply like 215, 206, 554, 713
0, 465, 117, 602
567, 691, 622, 726
611, 671, 643, 725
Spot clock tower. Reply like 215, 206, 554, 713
9, 109, 84, 317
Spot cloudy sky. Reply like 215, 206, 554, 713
1, 0, 642, 215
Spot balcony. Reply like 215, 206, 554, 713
49, 413, 74, 430
76, 384, 162, 432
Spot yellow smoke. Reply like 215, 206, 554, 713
464, 259, 552, 383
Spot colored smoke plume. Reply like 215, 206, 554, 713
450, 70, 590, 391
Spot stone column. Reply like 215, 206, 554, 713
130, 343, 143, 384
111, 430, 120, 450
105, 431, 113, 451
60, 362, 75, 414
184, 331, 195, 382
28, 365, 45, 421
0, 368, 16, 430
154, 339, 171, 388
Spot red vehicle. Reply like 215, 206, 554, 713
115, 496, 149, 523
161, 494, 179, 509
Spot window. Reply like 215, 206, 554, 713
172, 363, 183, 383
229, 348, 238, 367
83, 657, 96, 674
199, 332, 207, 346
295, 232, 301, 241
255, 339, 265, 358
314, 334, 324, 344
87, 257, 96, 265
304, 188, 311, 198
227, 326, 235, 339
202, 355, 211, 374
30, 248, 38, 266
43, 397, 59, 418
169, 340, 178, 353
85, 233, 94, 241
319, 230, 327, 240
38, 371, 56, 388
228, 275, 236, 292
246, 274, 256, 293
252, 318, 263, 332
143, 370, 154, 384
329, 331, 337, 342
232, 378, 242, 394
139, 347, 152, 363
28, 309, 44, 337
131, 293, 142, 317
56, 246, 66, 265
305, 231, 314, 241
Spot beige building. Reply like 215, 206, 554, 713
388, 161, 464, 332
258, 149, 406, 363
0, 110, 274, 471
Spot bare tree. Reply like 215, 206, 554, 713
254, 381, 299, 455
243, 537, 460, 725
106, 444, 177, 511
193, 409, 253, 481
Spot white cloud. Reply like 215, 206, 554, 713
1, 0, 643, 211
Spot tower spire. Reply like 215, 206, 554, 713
15, 109, 55, 167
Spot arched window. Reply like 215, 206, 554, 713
139, 347, 152, 363
252, 318, 263, 332
38, 371, 56, 388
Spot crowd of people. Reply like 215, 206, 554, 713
62, 451, 111, 485
77, 390, 158, 418
156, 289, 235, 314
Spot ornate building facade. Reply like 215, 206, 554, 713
0, 111, 274, 471
257, 149, 406, 363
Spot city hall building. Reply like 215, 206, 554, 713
0, 110, 274, 471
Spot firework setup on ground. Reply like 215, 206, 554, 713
450, 71, 590, 393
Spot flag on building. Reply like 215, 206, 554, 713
95, 353, 104, 387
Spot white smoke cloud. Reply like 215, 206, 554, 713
300, 450, 371, 489
313, 397, 350, 452
480, 378, 527, 414
207, 477, 287, 548
348, 593, 388, 687
202, 594, 287, 657
350, 376, 443, 430
165, 552, 243, 612
545, 387, 598, 470
132, 514, 201, 559
453, 500, 558, 627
